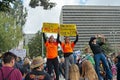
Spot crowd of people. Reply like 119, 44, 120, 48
0, 32, 120, 80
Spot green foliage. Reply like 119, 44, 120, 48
0, 0, 27, 52
0, 12, 22, 51
29, 0, 56, 9
28, 31, 44, 58
0, 0, 15, 12
10, 0, 27, 27
0, 0, 56, 12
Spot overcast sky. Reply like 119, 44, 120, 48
23, 0, 120, 34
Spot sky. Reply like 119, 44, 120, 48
23, 0, 120, 34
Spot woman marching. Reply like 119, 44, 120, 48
58, 31, 78, 80
43, 32, 59, 80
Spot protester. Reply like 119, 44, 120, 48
23, 58, 30, 72
89, 34, 112, 80
21, 67, 28, 80
25, 56, 51, 80
43, 32, 59, 80
0, 52, 22, 80
58, 31, 78, 80
84, 46, 95, 66
115, 53, 120, 80
14, 56, 23, 73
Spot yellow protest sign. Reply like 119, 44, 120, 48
60, 24, 77, 36
42, 22, 59, 33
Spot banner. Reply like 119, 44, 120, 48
42, 22, 59, 33
60, 24, 77, 36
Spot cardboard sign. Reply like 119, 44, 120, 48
42, 22, 59, 33
60, 24, 77, 36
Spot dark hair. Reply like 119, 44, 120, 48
2, 52, 17, 64
20, 67, 28, 76
90, 37, 96, 42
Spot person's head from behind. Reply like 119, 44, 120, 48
69, 64, 80, 80
2, 52, 17, 67
64, 36, 70, 43
49, 35, 55, 43
81, 60, 98, 80
31, 56, 44, 71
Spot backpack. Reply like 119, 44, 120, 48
0, 68, 15, 80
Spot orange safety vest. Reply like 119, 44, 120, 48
61, 42, 75, 53
45, 41, 58, 59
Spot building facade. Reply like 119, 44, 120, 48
60, 5, 120, 52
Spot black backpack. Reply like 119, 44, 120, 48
0, 68, 15, 80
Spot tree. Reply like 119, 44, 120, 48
28, 31, 44, 58
0, 0, 56, 12
29, 0, 56, 9
10, 0, 27, 27
0, 12, 22, 51
0, 0, 15, 12
0, 0, 27, 52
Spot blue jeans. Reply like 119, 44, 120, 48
94, 53, 112, 80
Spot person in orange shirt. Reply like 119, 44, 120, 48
43, 32, 59, 80
58, 32, 78, 80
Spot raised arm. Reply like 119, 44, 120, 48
43, 32, 46, 43
57, 28, 62, 44
57, 33, 61, 44
74, 34, 78, 44
100, 34, 105, 43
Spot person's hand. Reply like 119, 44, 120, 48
95, 34, 97, 38
95, 34, 99, 38
76, 31, 79, 36
95, 34, 104, 38
100, 34, 105, 38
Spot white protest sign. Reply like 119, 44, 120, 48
74, 50, 81, 55
74, 50, 81, 60
9, 49, 26, 60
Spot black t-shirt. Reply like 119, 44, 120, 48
89, 41, 104, 54
25, 70, 51, 80
116, 55, 120, 62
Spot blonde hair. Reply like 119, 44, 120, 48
69, 64, 80, 80
81, 60, 98, 80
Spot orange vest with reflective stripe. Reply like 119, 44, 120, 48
61, 42, 75, 53
45, 41, 58, 59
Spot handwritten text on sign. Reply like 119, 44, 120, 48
42, 23, 59, 33
60, 24, 76, 36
